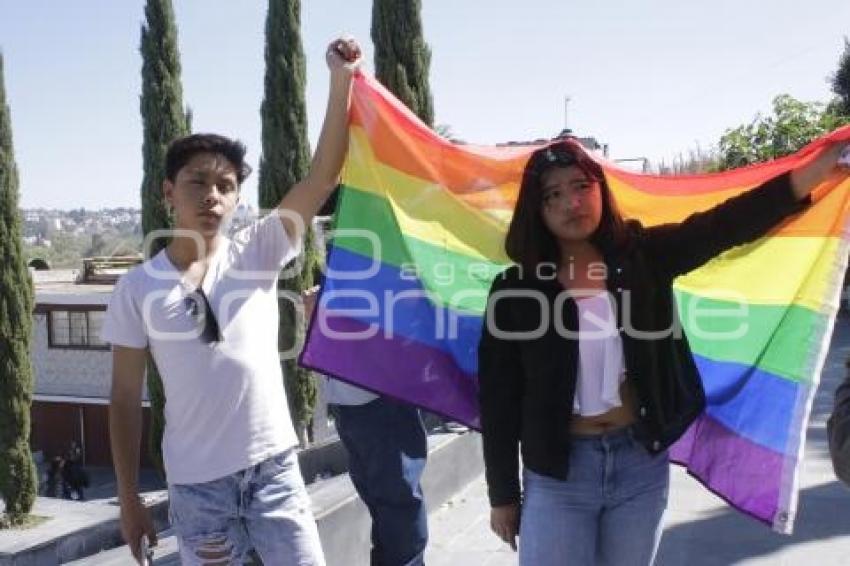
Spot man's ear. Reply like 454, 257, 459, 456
162, 179, 174, 207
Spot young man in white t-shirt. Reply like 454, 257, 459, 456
103, 37, 362, 566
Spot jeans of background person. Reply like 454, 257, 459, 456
168, 448, 325, 566
61, 460, 87, 501
519, 426, 669, 566
330, 398, 429, 566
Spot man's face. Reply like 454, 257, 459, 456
163, 152, 240, 239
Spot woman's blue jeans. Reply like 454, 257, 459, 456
519, 426, 669, 566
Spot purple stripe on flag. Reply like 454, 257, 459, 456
670, 413, 784, 525
300, 315, 481, 428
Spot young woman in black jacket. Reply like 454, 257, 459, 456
478, 139, 848, 565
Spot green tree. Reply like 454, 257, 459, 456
0, 51, 38, 526
372, 0, 434, 126
830, 38, 850, 118
656, 146, 720, 176
258, 0, 318, 445
139, 0, 191, 474
717, 94, 849, 170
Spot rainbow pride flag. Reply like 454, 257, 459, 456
300, 72, 850, 533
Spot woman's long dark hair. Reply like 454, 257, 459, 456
504, 140, 627, 270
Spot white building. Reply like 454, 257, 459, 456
29, 260, 154, 468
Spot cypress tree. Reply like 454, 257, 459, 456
372, 0, 434, 126
832, 38, 850, 118
139, 0, 190, 474
258, 0, 318, 445
0, 51, 38, 525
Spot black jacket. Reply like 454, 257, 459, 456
478, 172, 811, 507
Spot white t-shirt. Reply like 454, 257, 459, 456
324, 378, 378, 406
102, 213, 301, 485
573, 293, 626, 416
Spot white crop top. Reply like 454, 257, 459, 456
572, 293, 626, 416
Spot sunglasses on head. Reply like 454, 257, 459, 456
530, 146, 581, 173
184, 287, 222, 344
531, 145, 604, 181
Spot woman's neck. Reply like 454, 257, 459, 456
556, 239, 605, 290
558, 239, 602, 265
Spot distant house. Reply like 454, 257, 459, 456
496, 128, 610, 157
29, 257, 155, 468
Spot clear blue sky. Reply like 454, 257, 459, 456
1, 1, 849, 209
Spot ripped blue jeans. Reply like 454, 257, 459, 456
168, 448, 325, 565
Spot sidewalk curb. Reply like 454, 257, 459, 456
0, 493, 169, 566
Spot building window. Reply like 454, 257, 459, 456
48, 310, 108, 350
